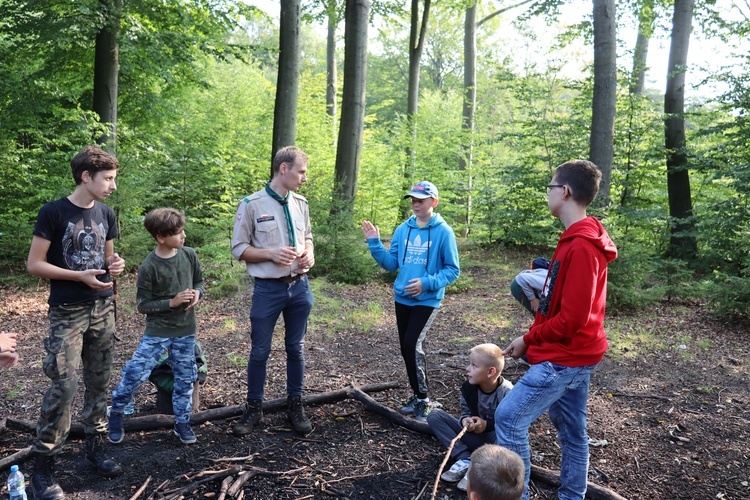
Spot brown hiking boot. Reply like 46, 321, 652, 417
287, 395, 312, 435
233, 399, 263, 436
30, 454, 65, 500
84, 434, 123, 478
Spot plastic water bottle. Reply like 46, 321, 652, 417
7, 464, 27, 500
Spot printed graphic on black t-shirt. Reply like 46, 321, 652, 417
62, 217, 107, 271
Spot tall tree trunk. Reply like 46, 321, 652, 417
457, 1, 477, 237
622, 0, 656, 207
664, 0, 697, 259
272, 0, 302, 176
630, 0, 655, 95
326, 0, 338, 144
399, 0, 431, 221
332, 0, 369, 213
93, 0, 121, 153
456, 0, 533, 236
589, 0, 616, 207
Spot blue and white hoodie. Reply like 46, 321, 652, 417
366, 213, 460, 308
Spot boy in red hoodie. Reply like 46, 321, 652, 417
494, 160, 618, 500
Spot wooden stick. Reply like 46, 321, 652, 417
430, 425, 468, 500
0, 446, 32, 471
216, 475, 234, 500
226, 471, 258, 497
3, 381, 401, 441
129, 475, 151, 500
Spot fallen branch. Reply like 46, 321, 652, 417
226, 470, 258, 497
0, 446, 32, 471
4, 381, 400, 441
129, 475, 151, 500
346, 388, 430, 434
160, 465, 242, 500
431, 425, 468, 499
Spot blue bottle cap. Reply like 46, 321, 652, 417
10, 464, 19, 472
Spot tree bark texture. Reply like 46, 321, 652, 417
589, 0, 616, 207
457, 1, 477, 237
630, 0, 655, 95
326, 0, 338, 142
399, 0, 432, 221
332, 0, 369, 208
93, 0, 121, 153
664, 0, 697, 258
272, 0, 302, 175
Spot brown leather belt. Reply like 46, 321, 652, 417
257, 274, 306, 283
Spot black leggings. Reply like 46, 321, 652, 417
395, 303, 438, 399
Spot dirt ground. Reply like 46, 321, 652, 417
1, 251, 749, 499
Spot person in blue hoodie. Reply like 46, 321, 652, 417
361, 181, 460, 422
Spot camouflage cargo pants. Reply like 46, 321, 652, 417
111, 334, 197, 424
33, 297, 116, 455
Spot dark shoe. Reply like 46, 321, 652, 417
30, 454, 65, 500
400, 394, 418, 415
414, 399, 433, 422
84, 434, 123, 478
287, 395, 312, 435
173, 423, 197, 444
233, 399, 263, 436
108, 411, 124, 444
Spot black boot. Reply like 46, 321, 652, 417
287, 395, 312, 435
233, 399, 263, 436
30, 454, 65, 500
84, 434, 123, 478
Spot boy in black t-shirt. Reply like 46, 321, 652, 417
27, 146, 125, 500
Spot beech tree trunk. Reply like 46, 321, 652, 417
664, 0, 697, 259
589, 0, 616, 207
332, 0, 369, 210
457, 1, 477, 237
630, 0, 655, 95
326, 0, 338, 143
92, 0, 121, 153
272, 0, 302, 175
399, 0, 431, 221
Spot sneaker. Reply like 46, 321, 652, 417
414, 399, 433, 422
108, 411, 124, 444
457, 474, 469, 491
287, 395, 312, 435
173, 423, 197, 444
441, 458, 470, 482
233, 399, 263, 436
400, 395, 418, 415
30, 454, 65, 500
84, 434, 123, 477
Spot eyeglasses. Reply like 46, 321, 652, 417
546, 184, 565, 194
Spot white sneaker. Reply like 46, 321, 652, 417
457, 474, 468, 491
441, 458, 470, 482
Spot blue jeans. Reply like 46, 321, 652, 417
111, 335, 197, 423
247, 276, 313, 400
494, 362, 596, 500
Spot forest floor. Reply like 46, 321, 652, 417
0, 245, 749, 499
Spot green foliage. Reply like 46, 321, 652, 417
701, 269, 750, 318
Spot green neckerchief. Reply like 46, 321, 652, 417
265, 182, 296, 248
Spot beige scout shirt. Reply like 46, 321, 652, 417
231, 188, 313, 279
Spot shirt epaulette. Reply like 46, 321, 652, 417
290, 191, 309, 205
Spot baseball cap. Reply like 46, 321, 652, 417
403, 181, 439, 200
